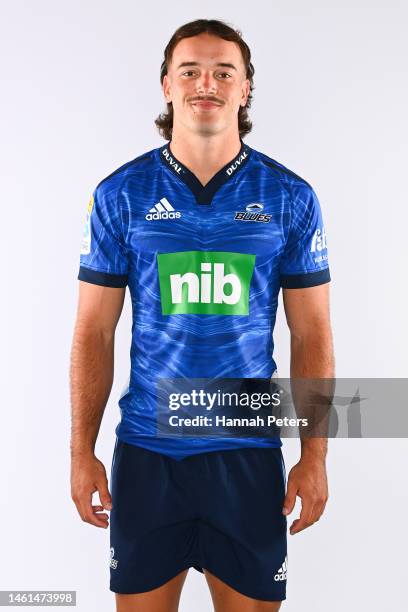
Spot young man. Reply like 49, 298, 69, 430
70, 19, 334, 612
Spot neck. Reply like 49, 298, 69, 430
169, 125, 242, 186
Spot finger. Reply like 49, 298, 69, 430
289, 518, 300, 534
92, 505, 109, 521
77, 492, 110, 528
311, 500, 327, 523
304, 501, 322, 528
289, 499, 314, 534
93, 511, 109, 522
282, 479, 298, 516
73, 489, 92, 522
97, 478, 113, 511
307, 492, 328, 524
82, 510, 109, 528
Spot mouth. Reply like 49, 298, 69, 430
190, 100, 223, 110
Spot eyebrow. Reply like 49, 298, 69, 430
176, 61, 237, 71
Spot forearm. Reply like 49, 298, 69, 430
69, 326, 115, 458
290, 329, 334, 461
290, 327, 334, 379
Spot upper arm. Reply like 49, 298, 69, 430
282, 284, 331, 339
278, 179, 332, 338
75, 183, 129, 335
75, 281, 126, 337
279, 182, 330, 290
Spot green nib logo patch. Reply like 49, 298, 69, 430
157, 251, 256, 315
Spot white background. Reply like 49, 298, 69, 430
1, 0, 407, 610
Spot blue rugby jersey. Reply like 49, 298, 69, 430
78, 141, 330, 460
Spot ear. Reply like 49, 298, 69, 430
240, 78, 250, 107
163, 74, 172, 103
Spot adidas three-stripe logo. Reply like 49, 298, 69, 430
145, 197, 181, 221
274, 556, 288, 581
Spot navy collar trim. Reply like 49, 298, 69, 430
159, 140, 252, 205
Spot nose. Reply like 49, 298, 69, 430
195, 70, 217, 95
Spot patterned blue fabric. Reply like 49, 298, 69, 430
78, 142, 330, 459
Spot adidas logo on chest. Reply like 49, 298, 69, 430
146, 197, 181, 221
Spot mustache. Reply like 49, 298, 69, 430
188, 96, 224, 105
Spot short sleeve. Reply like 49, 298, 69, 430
279, 182, 331, 288
77, 185, 129, 288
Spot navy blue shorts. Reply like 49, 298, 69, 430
109, 439, 288, 601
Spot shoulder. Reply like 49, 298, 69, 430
250, 147, 314, 194
94, 147, 158, 200
250, 148, 324, 228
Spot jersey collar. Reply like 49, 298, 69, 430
159, 139, 252, 205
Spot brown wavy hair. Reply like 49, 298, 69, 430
155, 19, 255, 141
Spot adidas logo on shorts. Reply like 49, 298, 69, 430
146, 197, 181, 221
274, 555, 288, 581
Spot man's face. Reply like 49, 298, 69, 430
163, 33, 250, 137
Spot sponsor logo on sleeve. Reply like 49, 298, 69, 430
310, 227, 327, 252
80, 195, 94, 255
310, 226, 328, 264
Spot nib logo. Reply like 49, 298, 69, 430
157, 251, 256, 316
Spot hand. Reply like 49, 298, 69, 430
282, 456, 328, 535
71, 454, 112, 528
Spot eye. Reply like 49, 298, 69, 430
181, 70, 196, 77
217, 72, 232, 79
